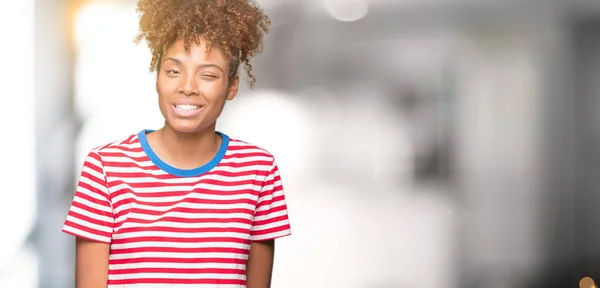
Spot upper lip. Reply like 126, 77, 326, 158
173, 100, 204, 107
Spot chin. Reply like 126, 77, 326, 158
167, 119, 212, 134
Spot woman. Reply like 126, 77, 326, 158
62, 0, 292, 287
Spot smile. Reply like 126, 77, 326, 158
175, 104, 201, 111
171, 104, 204, 118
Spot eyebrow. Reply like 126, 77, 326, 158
162, 57, 225, 73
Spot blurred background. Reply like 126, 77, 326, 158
1, 0, 600, 287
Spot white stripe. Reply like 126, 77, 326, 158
113, 231, 250, 240
81, 164, 106, 181
252, 209, 288, 222
79, 176, 109, 195
117, 221, 251, 230
108, 284, 242, 288
110, 182, 262, 194
102, 155, 155, 166
220, 155, 271, 164
122, 211, 253, 221
109, 262, 245, 270
101, 147, 147, 157
258, 180, 283, 195
108, 173, 262, 184
251, 229, 291, 241
104, 164, 269, 175
111, 190, 257, 204
111, 241, 250, 250
226, 147, 269, 155
251, 219, 290, 232
105, 140, 142, 150
63, 225, 111, 243
85, 155, 104, 170
76, 185, 109, 203
255, 199, 287, 213
70, 205, 113, 223
108, 251, 249, 260
117, 202, 255, 211
66, 214, 112, 234
108, 272, 246, 280
72, 195, 112, 214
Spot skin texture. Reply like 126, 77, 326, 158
75, 39, 276, 288
75, 238, 109, 288
246, 240, 276, 288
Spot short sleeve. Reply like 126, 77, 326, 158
250, 158, 292, 241
62, 151, 114, 244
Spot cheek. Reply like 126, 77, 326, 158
157, 77, 174, 93
206, 92, 229, 111
200, 82, 229, 101
156, 80, 174, 115
156, 78, 177, 100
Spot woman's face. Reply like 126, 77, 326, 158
156, 37, 238, 134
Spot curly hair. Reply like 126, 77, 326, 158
134, 0, 270, 87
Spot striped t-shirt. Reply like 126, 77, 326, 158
62, 130, 292, 287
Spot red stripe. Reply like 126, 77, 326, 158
254, 204, 287, 218
113, 197, 256, 209
111, 236, 251, 244
109, 257, 246, 265
111, 188, 259, 204
104, 159, 271, 171
256, 194, 285, 210
251, 224, 291, 236
71, 197, 112, 218
252, 214, 289, 227
115, 206, 254, 218
87, 151, 103, 163
218, 160, 272, 168
102, 152, 148, 162
116, 216, 252, 226
107, 178, 263, 189
67, 209, 113, 228
104, 161, 161, 170
106, 168, 269, 180
108, 278, 245, 285
63, 220, 112, 238
110, 247, 247, 255
222, 152, 271, 159
109, 267, 245, 275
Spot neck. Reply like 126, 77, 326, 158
154, 122, 221, 169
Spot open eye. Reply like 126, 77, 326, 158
166, 70, 181, 76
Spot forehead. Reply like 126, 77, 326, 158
164, 38, 229, 67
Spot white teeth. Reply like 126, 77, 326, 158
175, 104, 200, 111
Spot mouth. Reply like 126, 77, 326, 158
171, 103, 204, 118
173, 104, 203, 111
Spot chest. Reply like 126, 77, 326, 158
105, 173, 263, 241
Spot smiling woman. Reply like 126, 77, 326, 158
63, 1, 291, 288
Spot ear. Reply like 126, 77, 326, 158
226, 76, 239, 101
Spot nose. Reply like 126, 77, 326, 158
179, 73, 199, 96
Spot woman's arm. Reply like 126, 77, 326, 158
75, 237, 110, 288
246, 240, 275, 288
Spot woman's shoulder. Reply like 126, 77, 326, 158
87, 131, 144, 155
225, 135, 276, 161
